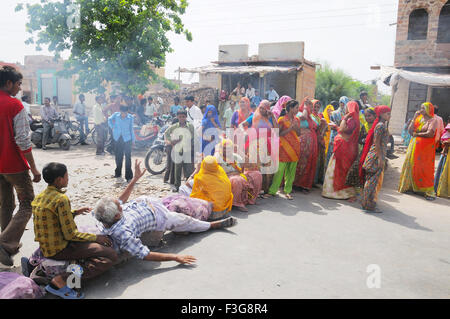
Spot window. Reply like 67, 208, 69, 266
437, 2, 450, 43
408, 9, 429, 40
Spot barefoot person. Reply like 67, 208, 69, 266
359, 106, 391, 213
31, 163, 117, 299
94, 160, 237, 264
268, 100, 301, 200
0, 66, 41, 267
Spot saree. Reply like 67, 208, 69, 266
361, 121, 390, 210
322, 101, 360, 199
435, 125, 449, 197
325, 96, 349, 168
219, 140, 262, 208
323, 104, 335, 156
398, 103, 437, 197
294, 99, 319, 190
190, 156, 233, 213
201, 105, 221, 155
272, 95, 292, 119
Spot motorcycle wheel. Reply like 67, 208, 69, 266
59, 140, 71, 151
67, 121, 81, 145
145, 148, 167, 175
91, 127, 98, 145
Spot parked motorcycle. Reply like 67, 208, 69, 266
31, 116, 72, 150
144, 123, 171, 175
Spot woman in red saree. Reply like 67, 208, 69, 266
293, 98, 319, 193
398, 102, 438, 200
322, 100, 360, 200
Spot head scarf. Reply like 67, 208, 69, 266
414, 102, 435, 133
323, 104, 335, 124
190, 155, 233, 213
298, 97, 318, 130
359, 105, 391, 182
252, 100, 273, 130
339, 96, 350, 112
202, 105, 221, 130
340, 100, 360, 142
238, 97, 252, 124
323, 104, 335, 154
441, 124, 450, 143
272, 95, 292, 119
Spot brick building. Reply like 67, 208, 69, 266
388, 0, 450, 135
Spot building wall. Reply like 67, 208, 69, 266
199, 73, 220, 89
395, 0, 450, 68
390, 78, 411, 135
295, 64, 316, 101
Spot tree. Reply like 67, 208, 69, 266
315, 63, 389, 108
16, 0, 192, 95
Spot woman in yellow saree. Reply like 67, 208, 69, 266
398, 102, 438, 200
190, 155, 233, 219
322, 104, 335, 159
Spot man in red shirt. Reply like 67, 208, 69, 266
0, 66, 41, 266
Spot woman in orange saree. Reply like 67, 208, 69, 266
322, 101, 360, 200
398, 102, 438, 200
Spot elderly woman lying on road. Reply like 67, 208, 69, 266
93, 160, 237, 264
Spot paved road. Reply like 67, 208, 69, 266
3, 145, 450, 298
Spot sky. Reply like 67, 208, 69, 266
0, 0, 399, 92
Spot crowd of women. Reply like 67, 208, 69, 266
169, 95, 449, 217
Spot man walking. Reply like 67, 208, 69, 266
40, 97, 58, 150
0, 66, 41, 266
93, 95, 107, 155
108, 105, 135, 183
165, 110, 196, 192
184, 96, 203, 130
73, 94, 89, 145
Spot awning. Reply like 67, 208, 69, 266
381, 66, 450, 87
179, 65, 300, 76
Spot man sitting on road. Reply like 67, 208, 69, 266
31, 162, 117, 299
93, 160, 237, 265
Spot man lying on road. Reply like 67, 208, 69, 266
93, 160, 237, 264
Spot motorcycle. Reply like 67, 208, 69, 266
144, 123, 171, 175
132, 114, 175, 150
31, 116, 72, 150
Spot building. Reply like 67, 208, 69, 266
387, 0, 450, 135
180, 41, 316, 102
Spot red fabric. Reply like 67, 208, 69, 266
333, 101, 360, 191
238, 97, 252, 124
0, 91, 30, 174
359, 105, 391, 183
294, 98, 319, 189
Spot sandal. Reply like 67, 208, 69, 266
45, 285, 85, 299
285, 193, 294, 200
425, 196, 436, 201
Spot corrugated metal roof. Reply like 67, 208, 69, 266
180, 65, 301, 75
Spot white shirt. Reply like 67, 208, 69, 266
266, 89, 279, 101
246, 88, 255, 99
22, 101, 31, 116
187, 105, 203, 129
145, 103, 158, 116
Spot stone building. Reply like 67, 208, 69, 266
387, 0, 450, 135
180, 41, 316, 103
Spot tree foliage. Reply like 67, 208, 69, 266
315, 63, 390, 108
16, 0, 191, 95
